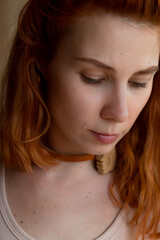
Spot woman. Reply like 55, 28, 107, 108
0, 0, 160, 239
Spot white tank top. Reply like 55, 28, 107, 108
0, 164, 140, 240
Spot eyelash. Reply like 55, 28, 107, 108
129, 81, 148, 88
81, 74, 148, 88
81, 74, 105, 84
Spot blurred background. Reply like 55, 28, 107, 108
0, 0, 27, 81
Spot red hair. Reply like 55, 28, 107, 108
0, 0, 160, 239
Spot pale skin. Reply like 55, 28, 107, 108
6, 14, 159, 240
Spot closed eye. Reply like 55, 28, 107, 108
81, 73, 150, 89
80, 74, 105, 84
129, 81, 148, 89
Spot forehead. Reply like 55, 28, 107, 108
66, 14, 159, 49
55, 14, 160, 74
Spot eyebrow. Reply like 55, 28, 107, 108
74, 57, 159, 75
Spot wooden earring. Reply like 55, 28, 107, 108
95, 148, 116, 174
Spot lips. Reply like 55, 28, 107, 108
91, 131, 119, 144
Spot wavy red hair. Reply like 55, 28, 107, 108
0, 0, 160, 239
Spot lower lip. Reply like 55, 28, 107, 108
91, 131, 119, 144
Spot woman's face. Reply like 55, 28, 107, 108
46, 14, 159, 155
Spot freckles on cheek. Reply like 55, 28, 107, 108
81, 122, 87, 128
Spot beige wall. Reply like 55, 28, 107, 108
0, 0, 27, 80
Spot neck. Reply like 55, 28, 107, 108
43, 140, 95, 161
42, 139, 116, 176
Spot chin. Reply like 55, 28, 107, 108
85, 144, 116, 155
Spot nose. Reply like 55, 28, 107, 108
100, 87, 129, 123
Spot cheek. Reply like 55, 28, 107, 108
47, 80, 92, 127
128, 90, 152, 125
62, 86, 96, 122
